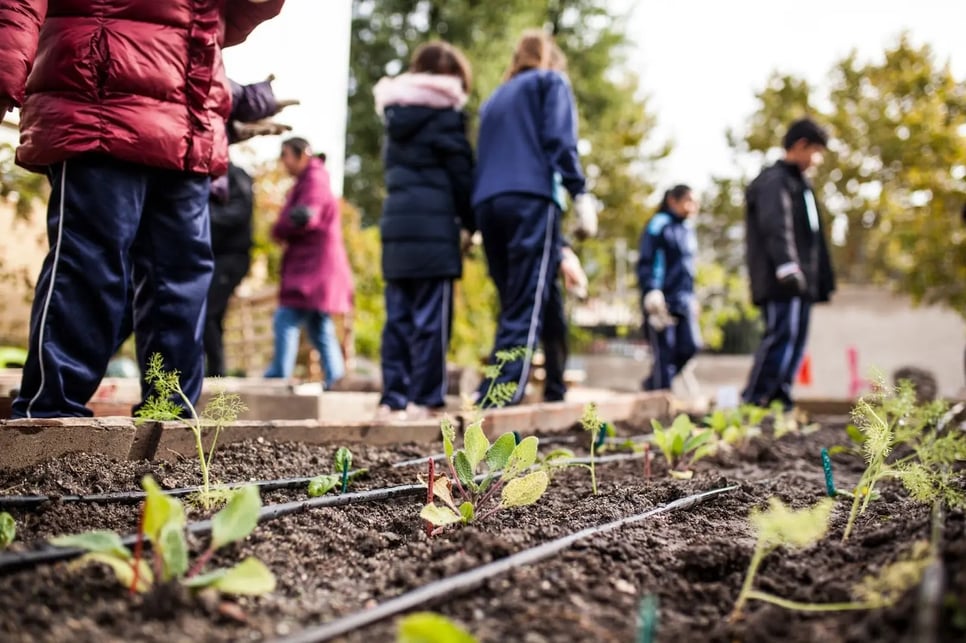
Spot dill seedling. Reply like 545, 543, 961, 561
581, 402, 603, 495
136, 353, 247, 511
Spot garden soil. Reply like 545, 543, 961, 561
0, 419, 963, 643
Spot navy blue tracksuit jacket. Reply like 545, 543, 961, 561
473, 69, 586, 407
637, 211, 701, 391
378, 100, 474, 411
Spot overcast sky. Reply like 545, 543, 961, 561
224, 0, 966, 195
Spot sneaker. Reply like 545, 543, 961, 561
406, 404, 444, 421
374, 404, 407, 423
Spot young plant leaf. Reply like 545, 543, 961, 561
431, 476, 459, 511
333, 447, 353, 474
485, 432, 516, 472
73, 553, 154, 593
158, 522, 189, 581
183, 557, 277, 595
307, 474, 340, 497
751, 497, 834, 550
397, 612, 478, 643
50, 531, 132, 560
683, 429, 713, 453
669, 469, 694, 480
440, 417, 458, 460
458, 501, 475, 523
211, 485, 262, 550
500, 471, 550, 508
501, 436, 538, 481
420, 503, 464, 527
454, 451, 477, 491
0, 512, 15, 549
142, 475, 185, 543
463, 422, 490, 471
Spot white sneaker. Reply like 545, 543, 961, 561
374, 404, 407, 423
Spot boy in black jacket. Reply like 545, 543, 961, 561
743, 118, 836, 409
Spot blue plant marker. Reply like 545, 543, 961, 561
594, 422, 611, 449
637, 594, 659, 643
340, 466, 350, 494
512, 431, 522, 445
821, 448, 837, 497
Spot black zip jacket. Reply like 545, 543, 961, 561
745, 160, 835, 305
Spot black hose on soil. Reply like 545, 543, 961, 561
276, 485, 740, 643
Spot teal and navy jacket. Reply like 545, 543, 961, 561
636, 211, 697, 315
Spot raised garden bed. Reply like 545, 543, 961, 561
0, 415, 963, 643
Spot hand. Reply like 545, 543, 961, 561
264, 74, 300, 114
573, 193, 599, 240
460, 229, 477, 254
560, 246, 588, 300
643, 289, 675, 331
232, 118, 292, 141
776, 265, 808, 297
289, 205, 312, 227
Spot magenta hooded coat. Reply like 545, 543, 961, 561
272, 157, 354, 314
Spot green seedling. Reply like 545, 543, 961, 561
731, 498, 932, 620
396, 612, 478, 643
51, 477, 274, 597
0, 512, 15, 549
841, 380, 965, 541
136, 353, 247, 510
581, 403, 603, 495
538, 447, 579, 479
307, 447, 368, 497
421, 418, 548, 529
651, 414, 717, 479
478, 347, 530, 409
705, 404, 776, 446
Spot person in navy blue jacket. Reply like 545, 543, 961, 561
637, 185, 701, 391
473, 30, 598, 407
373, 41, 475, 421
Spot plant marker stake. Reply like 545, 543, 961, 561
594, 422, 610, 450
637, 595, 659, 643
340, 466, 349, 495
820, 448, 836, 497
425, 458, 435, 538
130, 502, 146, 595
643, 443, 651, 480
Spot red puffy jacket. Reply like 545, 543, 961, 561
0, 0, 284, 176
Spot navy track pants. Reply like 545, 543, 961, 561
644, 308, 701, 391
380, 278, 453, 410
541, 278, 568, 402
12, 155, 212, 418
476, 194, 562, 407
742, 297, 812, 409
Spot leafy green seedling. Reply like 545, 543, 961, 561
651, 415, 717, 479
51, 477, 274, 596
0, 512, 15, 549
397, 612, 477, 643
581, 403, 604, 495
732, 498, 931, 620
136, 353, 247, 510
421, 418, 548, 530
307, 446, 367, 497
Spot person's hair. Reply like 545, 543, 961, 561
282, 137, 312, 158
410, 41, 472, 92
782, 118, 829, 150
505, 29, 555, 80
549, 43, 568, 73
658, 184, 692, 213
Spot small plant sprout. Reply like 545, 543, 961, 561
650, 415, 717, 479
396, 612, 478, 643
420, 419, 549, 531
0, 512, 15, 549
136, 353, 247, 510
51, 477, 275, 596
581, 403, 604, 495
538, 447, 578, 479
307, 447, 367, 497
479, 347, 530, 408
732, 498, 931, 620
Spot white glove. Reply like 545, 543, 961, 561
643, 290, 675, 331
573, 193, 599, 240
560, 247, 588, 300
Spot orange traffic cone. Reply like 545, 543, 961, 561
797, 353, 813, 386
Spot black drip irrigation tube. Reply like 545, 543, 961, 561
276, 484, 740, 643
0, 451, 651, 575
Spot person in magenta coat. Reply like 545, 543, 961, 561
265, 138, 354, 388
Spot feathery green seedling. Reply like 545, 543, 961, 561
136, 353, 247, 510
538, 447, 579, 479
396, 612, 478, 643
0, 512, 14, 549
51, 477, 275, 596
732, 498, 932, 620
651, 414, 717, 479
307, 447, 367, 497
581, 403, 604, 495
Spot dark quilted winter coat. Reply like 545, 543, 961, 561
0, 0, 284, 176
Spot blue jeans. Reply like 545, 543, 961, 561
264, 306, 345, 388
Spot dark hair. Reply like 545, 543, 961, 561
783, 118, 829, 150
281, 137, 312, 158
410, 41, 472, 92
658, 184, 692, 213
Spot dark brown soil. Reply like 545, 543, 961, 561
0, 421, 963, 643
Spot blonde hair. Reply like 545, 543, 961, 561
505, 29, 555, 80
